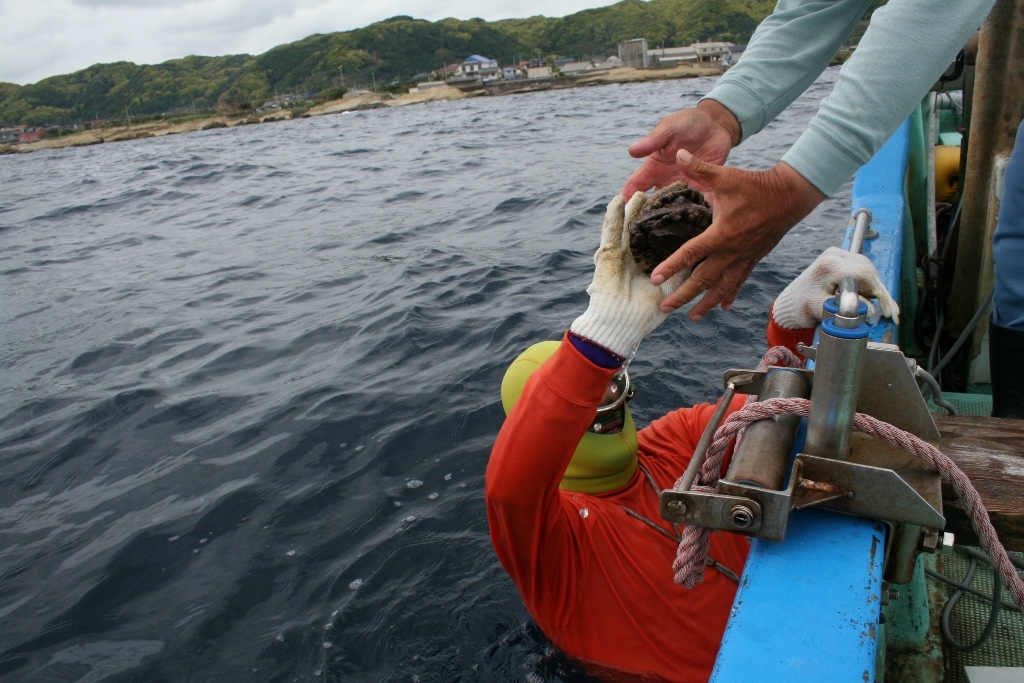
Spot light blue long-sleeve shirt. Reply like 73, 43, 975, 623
705, 0, 995, 196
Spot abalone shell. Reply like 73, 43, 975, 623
628, 182, 712, 275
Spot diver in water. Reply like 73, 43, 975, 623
486, 192, 897, 682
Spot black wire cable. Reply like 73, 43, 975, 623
924, 568, 1021, 612
925, 546, 1024, 652
938, 556, 1002, 652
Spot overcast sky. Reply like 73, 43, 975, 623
0, 0, 621, 86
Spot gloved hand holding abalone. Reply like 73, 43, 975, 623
628, 182, 712, 275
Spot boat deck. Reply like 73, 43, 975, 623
934, 549, 1024, 682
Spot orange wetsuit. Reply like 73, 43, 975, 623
486, 333, 750, 682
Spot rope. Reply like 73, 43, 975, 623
753, 345, 805, 374
670, 396, 1024, 610
670, 346, 803, 588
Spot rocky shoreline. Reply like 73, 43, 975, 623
0, 65, 722, 155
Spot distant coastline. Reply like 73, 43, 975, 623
0, 65, 722, 156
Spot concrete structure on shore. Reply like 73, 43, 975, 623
648, 45, 696, 67
406, 80, 447, 94
618, 39, 649, 69
725, 45, 746, 65
693, 42, 734, 62
559, 57, 621, 75
0, 126, 25, 144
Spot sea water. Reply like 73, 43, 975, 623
0, 69, 849, 681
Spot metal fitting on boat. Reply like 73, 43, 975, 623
726, 368, 810, 490
834, 277, 862, 329
848, 208, 873, 254
805, 280, 870, 461
730, 504, 755, 529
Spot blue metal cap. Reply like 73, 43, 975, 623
821, 317, 869, 339
823, 298, 869, 316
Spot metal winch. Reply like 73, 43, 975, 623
661, 219, 945, 584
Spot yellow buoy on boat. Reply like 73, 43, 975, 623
935, 144, 961, 204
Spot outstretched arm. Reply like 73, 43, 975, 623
779, 0, 994, 196
487, 335, 612, 588
624, 0, 873, 197
626, 0, 994, 319
704, 0, 874, 146
487, 193, 685, 604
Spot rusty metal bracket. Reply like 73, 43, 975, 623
661, 490, 763, 534
722, 368, 815, 397
793, 478, 853, 509
794, 453, 945, 530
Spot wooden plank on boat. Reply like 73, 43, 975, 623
934, 414, 1024, 551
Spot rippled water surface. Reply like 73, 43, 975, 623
1, 70, 850, 681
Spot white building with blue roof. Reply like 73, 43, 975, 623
456, 55, 500, 79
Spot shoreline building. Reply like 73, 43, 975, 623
648, 41, 736, 67
693, 42, 734, 63
648, 45, 697, 67
456, 55, 500, 80
618, 39, 649, 69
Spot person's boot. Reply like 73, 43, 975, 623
989, 319, 1024, 419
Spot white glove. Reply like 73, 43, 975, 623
570, 192, 687, 357
773, 246, 900, 330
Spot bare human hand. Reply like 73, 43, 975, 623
621, 100, 742, 197
650, 151, 827, 321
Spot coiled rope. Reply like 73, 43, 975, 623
670, 351, 1024, 611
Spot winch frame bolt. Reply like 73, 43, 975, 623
667, 500, 687, 516
730, 504, 755, 529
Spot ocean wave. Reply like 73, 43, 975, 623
0, 69, 848, 680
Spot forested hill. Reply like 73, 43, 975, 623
0, 0, 775, 128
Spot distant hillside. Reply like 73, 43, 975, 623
501, 0, 773, 57
0, 0, 776, 128
0, 55, 254, 129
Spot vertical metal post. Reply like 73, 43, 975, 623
927, 92, 939, 261
804, 279, 870, 460
886, 524, 925, 585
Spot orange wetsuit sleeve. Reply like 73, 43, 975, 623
767, 302, 815, 354
485, 332, 614, 601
